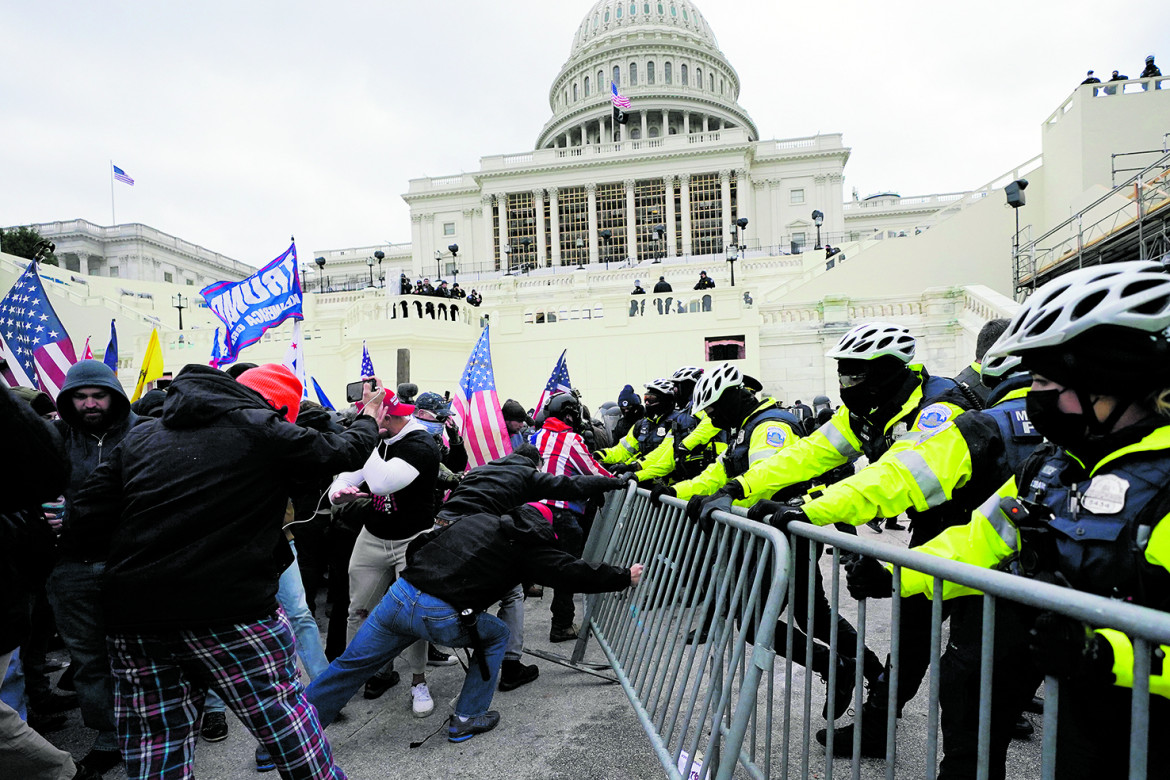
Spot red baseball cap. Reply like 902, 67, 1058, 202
382, 389, 415, 416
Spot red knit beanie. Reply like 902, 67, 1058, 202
237, 364, 302, 423
525, 502, 554, 525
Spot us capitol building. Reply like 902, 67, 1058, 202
6, 0, 1169, 407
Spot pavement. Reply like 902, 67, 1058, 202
32, 522, 1047, 778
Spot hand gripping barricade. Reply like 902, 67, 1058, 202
560, 484, 1170, 780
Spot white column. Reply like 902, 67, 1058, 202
624, 178, 637, 262
683, 112, 690, 135
480, 195, 493, 271
680, 174, 692, 256
549, 186, 561, 266
735, 167, 751, 231
640, 111, 648, 141
719, 170, 732, 250
586, 183, 599, 265
664, 175, 676, 257
703, 115, 710, 132
533, 189, 546, 266
662, 109, 669, 137
499, 195, 512, 272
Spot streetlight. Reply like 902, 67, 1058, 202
575, 238, 585, 270
503, 243, 513, 275
726, 217, 748, 287
520, 236, 532, 273
811, 210, 824, 250
434, 249, 443, 281
299, 263, 309, 293
171, 293, 187, 330
600, 229, 612, 270
653, 224, 667, 263
374, 250, 385, 288
448, 244, 459, 287
314, 256, 326, 292
1005, 179, 1029, 286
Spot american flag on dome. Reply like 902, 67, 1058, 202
451, 326, 512, 468
0, 261, 77, 397
611, 82, 631, 109
534, 349, 572, 417
360, 341, 376, 379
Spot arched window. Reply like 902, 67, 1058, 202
695, 67, 702, 88
709, 73, 714, 91
613, 65, 620, 86
630, 62, 638, 85
598, 70, 604, 90
584, 76, 590, 97
647, 61, 655, 85
681, 63, 688, 85
720, 78, 725, 94
572, 83, 578, 101
664, 62, 672, 84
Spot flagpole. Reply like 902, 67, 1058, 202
110, 160, 116, 225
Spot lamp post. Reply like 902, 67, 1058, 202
374, 250, 385, 288
503, 244, 513, 275
520, 237, 532, 273
314, 256, 326, 292
653, 224, 667, 263
1005, 179, 1029, 286
600, 229, 612, 270
434, 250, 443, 281
448, 244, 459, 286
726, 217, 748, 287
300, 263, 308, 293
171, 293, 187, 330
575, 238, 585, 270
365, 255, 375, 287
811, 210, 824, 250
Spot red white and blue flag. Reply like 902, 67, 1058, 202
451, 326, 512, 467
209, 327, 223, 368
534, 349, 572, 417
611, 82, 631, 109
282, 320, 309, 398
360, 341, 376, 379
0, 261, 77, 397
112, 164, 135, 186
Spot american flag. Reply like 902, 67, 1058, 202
451, 326, 512, 467
0, 261, 77, 397
534, 349, 572, 417
611, 82, 631, 109
360, 341, 376, 379
103, 319, 118, 374
112, 164, 135, 186
82, 337, 93, 360
282, 319, 309, 398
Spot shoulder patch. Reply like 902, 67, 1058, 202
916, 403, 954, 432
765, 425, 787, 448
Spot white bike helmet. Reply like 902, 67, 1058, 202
826, 322, 916, 363
644, 378, 676, 397
672, 366, 704, 383
692, 363, 743, 413
978, 353, 1023, 386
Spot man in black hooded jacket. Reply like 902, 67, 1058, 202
70, 363, 382, 780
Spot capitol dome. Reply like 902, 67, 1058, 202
536, 0, 758, 150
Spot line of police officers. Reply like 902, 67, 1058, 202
568, 259, 1170, 779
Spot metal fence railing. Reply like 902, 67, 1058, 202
576, 487, 1170, 779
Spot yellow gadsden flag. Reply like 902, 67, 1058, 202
131, 328, 164, 402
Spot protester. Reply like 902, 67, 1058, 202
69, 363, 384, 780
502, 398, 536, 450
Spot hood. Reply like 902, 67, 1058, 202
160, 364, 275, 429
56, 359, 131, 430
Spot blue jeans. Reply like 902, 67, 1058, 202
306, 579, 508, 725
207, 541, 328, 714
48, 559, 119, 751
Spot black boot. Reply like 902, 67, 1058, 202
811, 645, 857, 721
816, 701, 890, 758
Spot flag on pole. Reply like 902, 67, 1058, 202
282, 320, 309, 399
611, 82, 631, 108
0, 260, 78, 396
201, 243, 302, 365
103, 319, 118, 374
451, 326, 512, 467
360, 341, 376, 379
311, 377, 335, 410
112, 164, 135, 186
534, 349, 572, 416
131, 328, 164, 402
82, 337, 93, 361
209, 327, 222, 367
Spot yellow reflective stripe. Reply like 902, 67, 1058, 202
979, 493, 1018, 552
822, 422, 860, 459
622, 440, 637, 454
892, 449, 947, 506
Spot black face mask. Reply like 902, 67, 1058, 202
1025, 389, 1089, 450
838, 366, 913, 421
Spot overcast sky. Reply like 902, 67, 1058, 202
2, 0, 1166, 268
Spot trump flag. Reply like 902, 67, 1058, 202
201, 243, 302, 364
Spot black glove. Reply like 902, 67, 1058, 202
845, 556, 893, 600
685, 495, 706, 522
696, 493, 734, 532
721, 480, 746, 501
1028, 612, 1114, 684
769, 507, 808, 534
746, 500, 784, 523
609, 463, 636, 475
650, 484, 676, 505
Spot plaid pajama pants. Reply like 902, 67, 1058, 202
108, 609, 345, 780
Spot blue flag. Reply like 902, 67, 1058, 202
102, 319, 118, 374
200, 243, 302, 364
311, 377, 335, 410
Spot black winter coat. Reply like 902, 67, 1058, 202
70, 365, 380, 633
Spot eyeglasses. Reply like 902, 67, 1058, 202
838, 372, 868, 388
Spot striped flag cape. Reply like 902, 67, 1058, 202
451, 325, 512, 467
534, 349, 572, 416
0, 261, 77, 396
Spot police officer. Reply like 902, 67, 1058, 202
848, 261, 1170, 779
631, 367, 725, 484
715, 322, 974, 742
953, 318, 1010, 407
597, 379, 678, 470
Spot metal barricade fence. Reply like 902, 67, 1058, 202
571, 484, 790, 780
576, 487, 1170, 779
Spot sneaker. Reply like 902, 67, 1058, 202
255, 744, 276, 773
200, 711, 229, 743
498, 660, 539, 692
815, 715, 888, 759
363, 669, 401, 700
411, 683, 435, 718
524, 584, 544, 599
447, 711, 501, 742
79, 748, 124, 774
549, 623, 579, 643
427, 645, 458, 667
